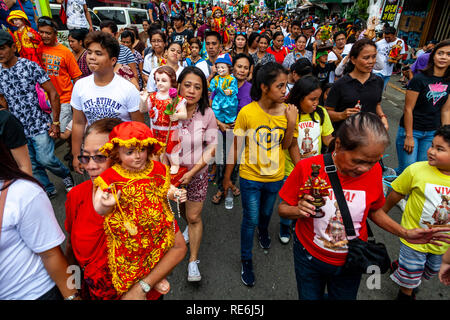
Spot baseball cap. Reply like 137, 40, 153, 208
0, 30, 13, 46
215, 53, 232, 66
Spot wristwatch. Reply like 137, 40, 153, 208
52, 121, 60, 126
138, 280, 151, 293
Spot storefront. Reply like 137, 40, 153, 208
397, 0, 449, 49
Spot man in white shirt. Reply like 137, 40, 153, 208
57, 0, 93, 31
281, 19, 289, 37
71, 31, 145, 174
374, 26, 406, 91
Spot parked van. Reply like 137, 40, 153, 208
92, 7, 149, 33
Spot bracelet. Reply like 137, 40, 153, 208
379, 114, 386, 118
64, 291, 80, 300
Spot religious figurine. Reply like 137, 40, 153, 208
299, 164, 330, 218
315, 25, 334, 51
140, 66, 187, 175
93, 121, 187, 296
388, 40, 404, 64
182, 35, 191, 60
211, 6, 229, 44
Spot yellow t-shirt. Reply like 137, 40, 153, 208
234, 101, 298, 182
284, 106, 334, 176
391, 161, 450, 255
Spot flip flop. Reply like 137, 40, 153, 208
211, 191, 224, 204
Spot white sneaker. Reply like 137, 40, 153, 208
187, 260, 201, 282
183, 226, 189, 244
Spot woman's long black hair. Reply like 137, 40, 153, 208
0, 140, 42, 191
178, 66, 210, 116
343, 38, 377, 74
287, 75, 325, 125
421, 39, 450, 82
251, 62, 288, 101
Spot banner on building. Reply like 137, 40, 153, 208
381, 0, 399, 22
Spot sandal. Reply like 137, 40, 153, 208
211, 190, 224, 204
232, 186, 240, 197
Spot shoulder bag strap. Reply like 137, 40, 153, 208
323, 153, 356, 237
0, 181, 11, 241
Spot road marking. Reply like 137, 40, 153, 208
388, 82, 406, 94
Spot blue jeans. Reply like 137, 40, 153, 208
373, 72, 390, 91
27, 132, 71, 193
240, 177, 284, 260
293, 235, 362, 300
395, 126, 435, 175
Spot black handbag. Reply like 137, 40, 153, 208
323, 153, 391, 275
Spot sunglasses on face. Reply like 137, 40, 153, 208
236, 32, 247, 36
77, 154, 108, 164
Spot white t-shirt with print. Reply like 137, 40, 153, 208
67, 0, 89, 30
375, 38, 406, 77
71, 74, 140, 125
0, 180, 65, 300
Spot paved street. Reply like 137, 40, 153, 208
48, 75, 449, 300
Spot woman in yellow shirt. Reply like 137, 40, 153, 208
223, 62, 298, 287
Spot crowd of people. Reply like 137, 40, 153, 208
0, 1, 450, 301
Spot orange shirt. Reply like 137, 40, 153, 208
41, 43, 82, 104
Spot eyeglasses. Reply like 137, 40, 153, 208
151, 39, 164, 43
77, 154, 108, 164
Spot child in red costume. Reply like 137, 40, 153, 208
93, 121, 187, 296
211, 6, 228, 45
7, 10, 43, 68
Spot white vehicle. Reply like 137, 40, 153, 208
92, 7, 149, 33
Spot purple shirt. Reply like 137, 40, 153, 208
237, 81, 252, 114
411, 52, 430, 75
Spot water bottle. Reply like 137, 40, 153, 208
224, 188, 234, 210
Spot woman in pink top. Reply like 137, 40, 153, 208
176, 66, 218, 282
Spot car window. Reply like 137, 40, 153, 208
128, 10, 147, 25
94, 9, 126, 25
89, 10, 102, 28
